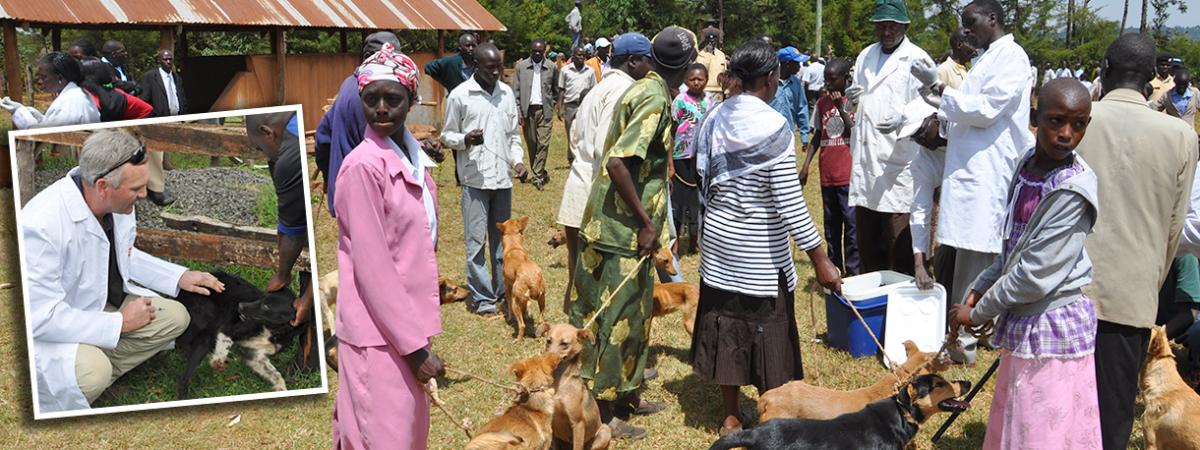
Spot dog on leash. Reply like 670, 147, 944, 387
652, 282, 700, 335
173, 272, 305, 399
1141, 325, 1200, 449
465, 353, 561, 450
756, 341, 949, 421
497, 217, 547, 339
710, 374, 970, 450
538, 323, 612, 450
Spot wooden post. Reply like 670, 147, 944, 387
51, 28, 61, 51
273, 28, 287, 105
815, 0, 823, 59
339, 30, 348, 54
16, 140, 35, 206
179, 29, 190, 59
3, 20, 22, 104
159, 26, 176, 52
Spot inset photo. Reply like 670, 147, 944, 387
8, 105, 326, 420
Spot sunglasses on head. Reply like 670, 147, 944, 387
94, 142, 147, 183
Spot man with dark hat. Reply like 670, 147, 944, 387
846, 0, 934, 277
570, 26, 696, 440
1152, 52, 1178, 101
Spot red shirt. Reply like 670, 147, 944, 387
119, 89, 152, 119
815, 95, 853, 187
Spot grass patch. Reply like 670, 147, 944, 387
253, 183, 279, 229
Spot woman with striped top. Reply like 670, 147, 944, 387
690, 40, 844, 436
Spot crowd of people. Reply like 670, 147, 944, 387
309, 1, 1197, 449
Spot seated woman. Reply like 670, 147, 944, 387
2, 52, 100, 129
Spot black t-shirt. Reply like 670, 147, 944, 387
73, 174, 125, 309
269, 132, 307, 236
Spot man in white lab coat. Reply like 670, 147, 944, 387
22, 130, 225, 414
846, 0, 934, 276
910, 0, 1033, 364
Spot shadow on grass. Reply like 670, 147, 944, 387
933, 420, 987, 449
662, 372, 757, 434
647, 343, 689, 369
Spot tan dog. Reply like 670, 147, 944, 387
757, 340, 949, 422
547, 228, 568, 248
440, 276, 471, 304
1141, 326, 1200, 450
537, 323, 612, 450
466, 353, 561, 450
497, 217, 547, 339
652, 282, 700, 335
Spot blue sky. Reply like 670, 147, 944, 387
1089, 0, 1197, 28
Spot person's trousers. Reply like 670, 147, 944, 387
563, 101, 581, 165
75, 294, 190, 402
821, 186, 861, 276
461, 186, 512, 313
523, 105, 552, 183
572, 32, 581, 52
943, 247, 996, 365
147, 150, 166, 193
1094, 320, 1150, 450
854, 207, 913, 275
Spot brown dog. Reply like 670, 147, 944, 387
1141, 326, 1200, 450
439, 276, 471, 304
466, 353, 562, 450
537, 323, 612, 450
652, 282, 700, 335
497, 217, 547, 339
757, 340, 949, 422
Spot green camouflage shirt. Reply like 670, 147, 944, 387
579, 71, 673, 256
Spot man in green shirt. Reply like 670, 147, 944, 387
569, 26, 696, 441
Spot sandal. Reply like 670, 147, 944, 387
607, 417, 647, 441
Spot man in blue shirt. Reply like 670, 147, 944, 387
771, 46, 812, 147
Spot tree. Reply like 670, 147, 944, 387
1141, 0, 1149, 32
1151, 0, 1189, 42
1121, 0, 1130, 34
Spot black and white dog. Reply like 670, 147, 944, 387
173, 272, 304, 399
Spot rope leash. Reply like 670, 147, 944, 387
424, 379, 473, 438
581, 254, 650, 330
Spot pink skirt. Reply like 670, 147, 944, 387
983, 352, 1102, 450
333, 341, 429, 450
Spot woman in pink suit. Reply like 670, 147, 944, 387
332, 42, 446, 450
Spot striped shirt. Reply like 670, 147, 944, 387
699, 150, 823, 297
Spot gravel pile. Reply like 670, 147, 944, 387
34, 167, 270, 229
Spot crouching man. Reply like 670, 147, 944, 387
22, 129, 225, 413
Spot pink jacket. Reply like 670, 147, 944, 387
334, 126, 441, 354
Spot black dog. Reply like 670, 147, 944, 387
174, 272, 304, 399
709, 374, 971, 450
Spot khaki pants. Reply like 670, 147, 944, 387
75, 294, 189, 403
523, 105, 552, 182
147, 151, 166, 193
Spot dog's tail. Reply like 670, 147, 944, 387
707, 429, 755, 450
464, 431, 523, 449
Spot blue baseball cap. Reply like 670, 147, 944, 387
612, 32, 652, 57
777, 46, 809, 64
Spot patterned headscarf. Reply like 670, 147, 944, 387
355, 42, 420, 102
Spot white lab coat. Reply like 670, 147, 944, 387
849, 37, 934, 213
22, 170, 186, 413
11, 82, 100, 130
1178, 165, 1200, 258
897, 97, 943, 255
936, 34, 1034, 254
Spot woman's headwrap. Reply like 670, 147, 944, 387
355, 42, 421, 102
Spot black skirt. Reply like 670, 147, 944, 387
671, 157, 702, 253
689, 270, 803, 393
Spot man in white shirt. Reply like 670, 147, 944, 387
514, 39, 559, 190
911, 0, 1033, 364
803, 56, 826, 106
557, 47, 596, 165
24, 130, 224, 413
442, 44, 528, 317
566, 0, 582, 51
847, 0, 934, 276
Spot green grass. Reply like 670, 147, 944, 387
253, 183, 279, 229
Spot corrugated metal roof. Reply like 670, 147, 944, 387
0, 0, 505, 31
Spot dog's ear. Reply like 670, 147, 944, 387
496, 221, 507, 233
518, 216, 529, 232
536, 322, 550, 338
903, 340, 919, 357
578, 328, 595, 343
510, 360, 527, 380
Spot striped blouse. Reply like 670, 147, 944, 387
699, 150, 823, 297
